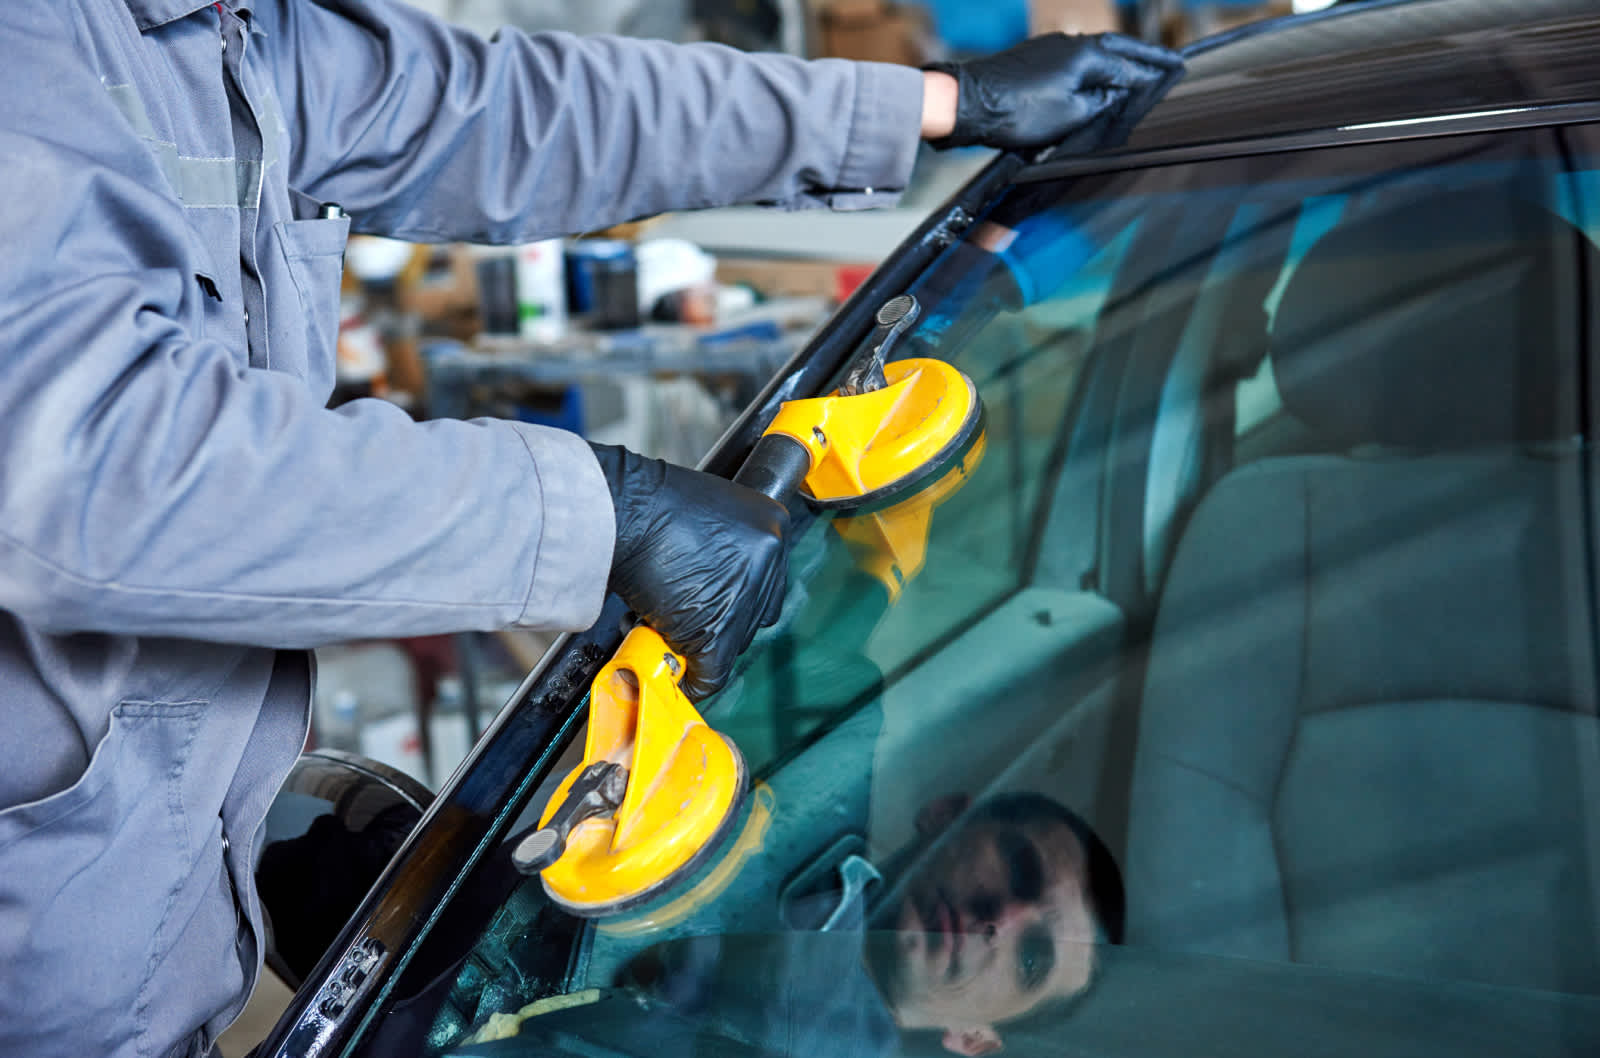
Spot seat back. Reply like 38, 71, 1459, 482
1125, 191, 1600, 994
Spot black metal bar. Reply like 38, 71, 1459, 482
732, 433, 813, 504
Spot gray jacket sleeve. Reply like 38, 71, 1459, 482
0, 4, 608, 649
253, 0, 927, 242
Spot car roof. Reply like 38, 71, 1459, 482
1121, 0, 1600, 154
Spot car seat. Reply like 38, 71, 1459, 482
1123, 189, 1600, 994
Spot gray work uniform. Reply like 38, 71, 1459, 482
0, 3, 923, 1056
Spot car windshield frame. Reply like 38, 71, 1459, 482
258, 97, 1600, 1058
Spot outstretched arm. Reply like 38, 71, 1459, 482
254, 0, 927, 243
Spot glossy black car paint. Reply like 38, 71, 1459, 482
258, 1, 1600, 1055
1120, 0, 1600, 156
258, 752, 435, 988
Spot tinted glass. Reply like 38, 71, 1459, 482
356, 124, 1600, 1058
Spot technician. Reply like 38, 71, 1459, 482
0, 4, 1180, 1057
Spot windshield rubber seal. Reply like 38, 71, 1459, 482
1018, 100, 1600, 186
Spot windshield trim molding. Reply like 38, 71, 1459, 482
1020, 100, 1600, 186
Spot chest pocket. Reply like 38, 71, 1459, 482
268, 213, 350, 399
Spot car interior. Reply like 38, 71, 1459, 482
362, 126, 1600, 1058
1126, 186, 1599, 990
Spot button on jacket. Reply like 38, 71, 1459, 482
0, 3, 923, 1055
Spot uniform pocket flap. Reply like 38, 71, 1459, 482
275, 216, 351, 260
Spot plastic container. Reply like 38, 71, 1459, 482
474, 252, 520, 336
592, 256, 640, 330
515, 238, 568, 342
568, 240, 641, 330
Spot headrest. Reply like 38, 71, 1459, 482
1270, 191, 1591, 449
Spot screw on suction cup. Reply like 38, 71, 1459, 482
511, 761, 628, 875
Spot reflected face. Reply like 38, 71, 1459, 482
880, 813, 1098, 1047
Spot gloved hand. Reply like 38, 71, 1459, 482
925, 33, 1184, 153
590, 443, 788, 701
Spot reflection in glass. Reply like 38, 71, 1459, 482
373, 126, 1600, 1058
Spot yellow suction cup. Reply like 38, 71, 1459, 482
514, 626, 747, 916
515, 294, 985, 919
751, 295, 983, 512
765, 357, 983, 510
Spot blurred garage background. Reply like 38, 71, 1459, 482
309, 0, 1334, 797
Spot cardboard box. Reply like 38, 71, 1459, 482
816, 0, 1121, 60
1029, 0, 1119, 37
814, 1, 937, 66
716, 257, 875, 303
397, 244, 476, 321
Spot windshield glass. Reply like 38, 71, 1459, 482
356, 124, 1600, 1058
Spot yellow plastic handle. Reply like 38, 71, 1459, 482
537, 626, 745, 914
763, 358, 978, 505
580, 626, 687, 774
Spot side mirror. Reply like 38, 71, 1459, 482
256, 750, 433, 988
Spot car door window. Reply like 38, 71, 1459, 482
353, 124, 1600, 1058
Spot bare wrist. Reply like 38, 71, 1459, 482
920, 70, 958, 140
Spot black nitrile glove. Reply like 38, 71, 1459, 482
925, 32, 1184, 153
590, 443, 788, 701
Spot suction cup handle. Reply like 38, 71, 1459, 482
511, 761, 628, 875
733, 432, 813, 504
841, 294, 921, 397
736, 294, 926, 504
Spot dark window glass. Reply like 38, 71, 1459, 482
358, 123, 1600, 1058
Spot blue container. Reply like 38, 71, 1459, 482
566, 240, 634, 316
